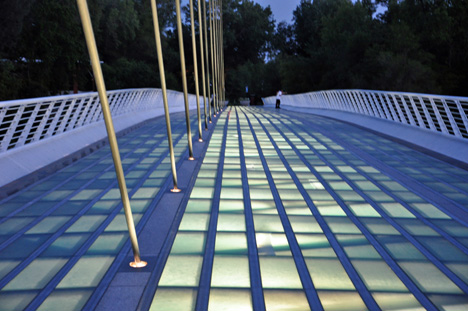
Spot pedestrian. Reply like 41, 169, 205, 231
276, 89, 282, 109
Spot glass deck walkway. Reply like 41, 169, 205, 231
0, 106, 467, 311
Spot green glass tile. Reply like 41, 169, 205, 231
378, 202, 416, 218
42, 190, 73, 201
0, 259, 21, 280
256, 233, 292, 256
289, 216, 323, 233
4, 258, 68, 290
251, 200, 278, 215
177, 214, 210, 232
70, 190, 103, 201
399, 262, 463, 294
335, 191, 363, 201
365, 191, 394, 202
347, 203, 381, 217
26, 216, 71, 234
433, 220, 468, 237
0, 217, 35, 235
42, 234, 90, 257
132, 187, 159, 199
217, 214, 246, 232
185, 200, 212, 213
0, 292, 37, 311
52, 201, 89, 216
101, 189, 121, 200
86, 233, 127, 255
37, 289, 92, 311
250, 189, 274, 200
446, 263, 468, 284
396, 219, 440, 236
190, 187, 215, 199
259, 257, 302, 289
211, 256, 250, 288
57, 256, 114, 288
417, 237, 468, 262
220, 187, 243, 200
126, 199, 151, 213
0, 235, 50, 259
66, 215, 107, 233
15, 202, 53, 216
429, 294, 468, 311
87, 200, 120, 214
253, 215, 285, 233
377, 235, 426, 260
324, 217, 361, 234
215, 233, 247, 255
105, 214, 142, 232
296, 234, 335, 258
170, 232, 206, 255
352, 260, 408, 291
380, 181, 408, 191
329, 182, 353, 191
410, 203, 451, 219
316, 201, 346, 216
0, 202, 24, 217
306, 190, 334, 201
208, 289, 252, 311
337, 235, 381, 259
306, 258, 355, 290
317, 291, 367, 311
373, 293, 424, 311
158, 255, 203, 287
361, 218, 400, 235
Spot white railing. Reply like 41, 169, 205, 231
264, 89, 468, 140
0, 88, 201, 153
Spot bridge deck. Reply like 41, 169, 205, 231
0, 106, 467, 311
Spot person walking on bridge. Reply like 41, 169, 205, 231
276, 89, 283, 109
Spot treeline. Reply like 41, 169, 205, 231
1, 0, 467, 102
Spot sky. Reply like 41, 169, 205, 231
253, 0, 302, 24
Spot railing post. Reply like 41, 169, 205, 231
189, 0, 203, 142
175, 0, 195, 160
150, 0, 180, 192
76, 0, 146, 268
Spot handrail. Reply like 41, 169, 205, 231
0, 88, 201, 153
264, 89, 468, 140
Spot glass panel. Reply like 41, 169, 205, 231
150, 288, 197, 311
317, 291, 368, 311
259, 257, 302, 289
4, 258, 68, 290
208, 289, 252, 311
42, 234, 90, 257
399, 262, 462, 294
0, 292, 37, 311
177, 214, 210, 232
289, 216, 322, 233
86, 233, 127, 255
215, 233, 247, 255
158, 256, 203, 287
211, 256, 250, 288
429, 294, 468, 311
37, 290, 92, 311
264, 290, 310, 311
253, 215, 285, 233
217, 214, 246, 232
57, 256, 114, 288
296, 234, 335, 258
336, 235, 380, 259
377, 235, 426, 260
256, 233, 292, 256
373, 293, 424, 311
305, 258, 355, 290
352, 260, 408, 291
